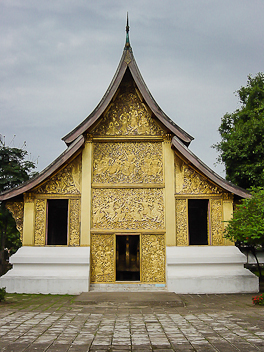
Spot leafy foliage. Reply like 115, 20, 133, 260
0, 145, 36, 192
0, 141, 37, 275
252, 293, 264, 305
224, 187, 264, 277
224, 188, 264, 246
214, 73, 264, 189
0, 287, 6, 301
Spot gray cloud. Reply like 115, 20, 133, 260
1, 0, 264, 177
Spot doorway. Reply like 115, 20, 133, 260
116, 235, 140, 281
188, 199, 208, 245
47, 199, 68, 245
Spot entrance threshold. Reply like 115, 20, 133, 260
90, 283, 167, 292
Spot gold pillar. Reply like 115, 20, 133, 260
223, 195, 234, 245
163, 137, 176, 246
22, 193, 35, 246
80, 140, 92, 246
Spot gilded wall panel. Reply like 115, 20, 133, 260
175, 199, 188, 246
211, 199, 224, 245
93, 142, 163, 184
90, 234, 115, 283
92, 87, 165, 136
34, 199, 46, 245
6, 201, 24, 242
69, 198, 81, 246
35, 155, 81, 194
178, 164, 223, 195
141, 234, 166, 283
92, 188, 164, 230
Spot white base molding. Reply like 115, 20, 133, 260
166, 246, 259, 294
0, 246, 90, 295
90, 283, 167, 292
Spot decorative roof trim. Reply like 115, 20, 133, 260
62, 46, 193, 146
171, 136, 251, 199
0, 135, 85, 201
62, 51, 128, 145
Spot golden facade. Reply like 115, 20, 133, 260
4, 63, 237, 288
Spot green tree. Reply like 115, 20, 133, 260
224, 187, 264, 277
0, 140, 37, 276
214, 73, 264, 189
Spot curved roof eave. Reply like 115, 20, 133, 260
171, 136, 251, 199
0, 135, 85, 201
128, 52, 193, 145
62, 48, 193, 146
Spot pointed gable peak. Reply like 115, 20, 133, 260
62, 20, 194, 146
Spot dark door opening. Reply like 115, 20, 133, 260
116, 235, 140, 281
47, 199, 68, 245
188, 199, 208, 245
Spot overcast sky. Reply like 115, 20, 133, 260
1, 1, 264, 177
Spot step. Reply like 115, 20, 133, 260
74, 291, 184, 307
89, 283, 167, 292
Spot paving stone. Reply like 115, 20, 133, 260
1, 342, 31, 352
25, 343, 52, 351
68, 345, 90, 352
1, 292, 264, 352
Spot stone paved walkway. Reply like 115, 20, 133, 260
0, 292, 264, 351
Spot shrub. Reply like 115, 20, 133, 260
0, 287, 6, 302
252, 293, 264, 306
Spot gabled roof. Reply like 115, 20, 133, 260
172, 136, 251, 199
0, 135, 84, 201
0, 23, 250, 201
62, 28, 194, 146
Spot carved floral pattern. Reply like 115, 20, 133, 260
34, 199, 46, 245
92, 188, 164, 230
141, 234, 166, 283
211, 199, 223, 245
175, 199, 188, 246
93, 142, 163, 184
35, 156, 81, 194
179, 165, 223, 194
92, 87, 164, 136
6, 201, 24, 241
69, 198, 81, 246
90, 234, 115, 283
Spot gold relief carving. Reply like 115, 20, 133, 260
164, 134, 172, 141
211, 199, 223, 245
69, 198, 81, 246
223, 193, 233, 201
141, 234, 165, 283
34, 199, 46, 245
24, 193, 35, 203
175, 155, 184, 193
179, 165, 223, 194
6, 202, 24, 241
35, 156, 81, 194
92, 87, 165, 136
93, 142, 163, 184
92, 188, 164, 230
124, 50, 131, 65
175, 199, 188, 246
90, 234, 115, 283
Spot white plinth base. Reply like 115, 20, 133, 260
0, 246, 90, 295
166, 246, 259, 294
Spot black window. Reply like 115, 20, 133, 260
188, 199, 208, 245
47, 199, 68, 245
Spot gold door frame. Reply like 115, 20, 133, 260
90, 232, 166, 284
115, 233, 141, 283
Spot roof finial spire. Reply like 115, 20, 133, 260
125, 12, 130, 49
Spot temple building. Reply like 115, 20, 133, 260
0, 23, 258, 294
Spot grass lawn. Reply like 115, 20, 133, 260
0, 293, 75, 311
